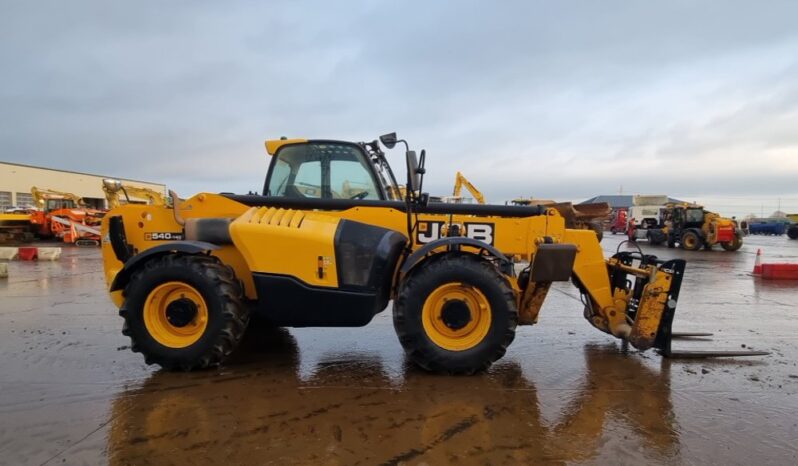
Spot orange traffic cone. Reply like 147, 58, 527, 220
752, 248, 763, 275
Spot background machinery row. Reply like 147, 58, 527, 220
0, 180, 167, 244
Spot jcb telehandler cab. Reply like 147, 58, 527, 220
101, 134, 765, 373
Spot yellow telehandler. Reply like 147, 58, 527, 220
100, 134, 765, 372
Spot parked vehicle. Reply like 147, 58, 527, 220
609, 209, 627, 235
629, 203, 743, 251
748, 222, 786, 236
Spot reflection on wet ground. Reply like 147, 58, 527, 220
1, 235, 797, 465
107, 328, 681, 465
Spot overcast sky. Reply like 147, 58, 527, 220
2, 1, 797, 216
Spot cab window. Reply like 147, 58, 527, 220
266, 143, 382, 200
685, 208, 704, 223
331, 159, 379, 200
267, 160, 291, 196
293, 161, 322, 198
46, 199, 76, 211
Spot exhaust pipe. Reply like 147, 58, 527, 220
169, 190, 185, 226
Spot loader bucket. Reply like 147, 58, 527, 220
547, 202, 611, 227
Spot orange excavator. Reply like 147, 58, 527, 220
30, 187, 104, 245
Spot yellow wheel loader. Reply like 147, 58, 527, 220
100, 134, 766, 373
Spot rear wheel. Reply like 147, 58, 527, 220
787, 225, 798, 240
393, 253, 517, 374
589, 221, 604, 242
721, 235, 743, 251
681, 231, 702, 251
120, 254, 249, 370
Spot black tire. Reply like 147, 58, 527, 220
610, 227, 618, 235
681, 230, 702, 251
720, 235, 743, 251
120, 254, 249, 371
393, 253, 517, 374
646, 232, 661, 246
589, 221, 604, 242
788, 225, 798, 240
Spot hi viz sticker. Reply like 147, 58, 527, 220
416, 221, 495, 245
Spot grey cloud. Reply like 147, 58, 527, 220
1, 0, 798, 212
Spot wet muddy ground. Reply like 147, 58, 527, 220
1, 235, 797, 465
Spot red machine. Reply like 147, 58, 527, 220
609, 209, 627, 235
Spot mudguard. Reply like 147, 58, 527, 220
109, 241, 220, 292
400, 236, 512, 275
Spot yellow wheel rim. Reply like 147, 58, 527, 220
421, 283, 491, 351
684, 235, 697, 248
143, 281, 208, 348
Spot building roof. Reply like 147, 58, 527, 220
0, 160, 164, 187
579, 195, 684, 209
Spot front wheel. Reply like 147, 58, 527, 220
120, 254, 249, 370
721, 236, 743, 251
393, 253, 517, 374
647, 232, 662, 246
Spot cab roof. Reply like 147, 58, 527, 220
264, 138, 369, 156
264, 138, 308, 155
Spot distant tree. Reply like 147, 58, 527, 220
770, 210, 787, 218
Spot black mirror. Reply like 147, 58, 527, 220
380, 132, 398, 149
406, 150, 420, 193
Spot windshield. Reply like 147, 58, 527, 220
266, 143, 383, 200
46, 199, 76, 211
685, 208, 704, 223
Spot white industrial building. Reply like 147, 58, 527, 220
0, 161, 165, 210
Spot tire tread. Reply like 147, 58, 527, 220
119, 254, 249, 371
393, 253, 517, 374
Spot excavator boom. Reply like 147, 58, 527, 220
102, 179, 168, 209
31, 186, 86, 209
451, 171, 486, 204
